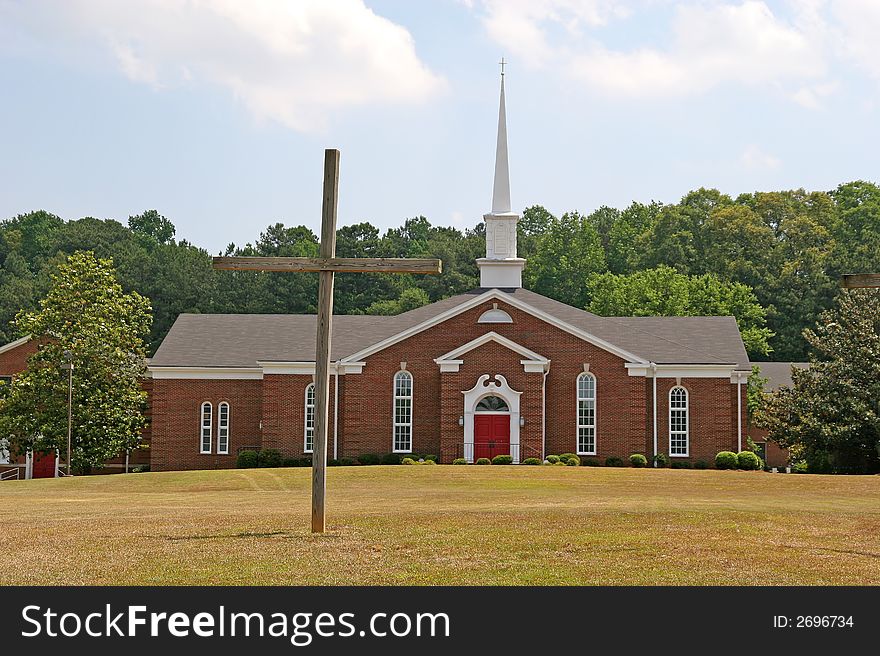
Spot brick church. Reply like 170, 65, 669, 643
1, 77, 752, 475
146, 77, 751, 471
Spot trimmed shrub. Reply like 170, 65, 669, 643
565, 456, 579, 466
281, 458, 298, 467
546, 455, 560, 464
381, 453, 401, 465
522, 457, 542, 465
629, 453, 648, 468
694, 460, 709, 470
257, 449, 283, 468
401, 457, 416, 465
737, 451, 760, 470
296, 457, 312, 467
715, 451, 739, 470
581, 458, 601, 467
653, 453, 669, 468
422, 459, 437, 466
559, 453, 579, 465
605, 456, 625, 467
424, 454, 439, 463
358, 453, 381, 466
554, 461, 567, 466
792, 460, 808, 474
476, 457, 491, 465
670, 460, 692, 469
327, 459, 340, 467
452, 458, 468, 465
237, 450, 259, 468
338, 457, 358, 467
492, 454, 514, 465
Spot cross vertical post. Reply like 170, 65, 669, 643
212, 149, 441, 534
312, 148, 339, 533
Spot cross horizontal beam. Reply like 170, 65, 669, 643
841, 273, 880, 289
213, 256, 442, 275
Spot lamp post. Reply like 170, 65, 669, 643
62, 350, 73, 476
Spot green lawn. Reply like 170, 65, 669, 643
1, 466, 878, 585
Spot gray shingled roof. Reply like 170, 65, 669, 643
753, 362, 810, 391
149, 287, 750, 368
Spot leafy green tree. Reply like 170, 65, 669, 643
518, 205, 554, 259
524, 211, 606, 308
363, 288, 430, 315
0, 251, 152, 470
746, 364, 768, 432
128, 209, 176, 245
586, 265, 773, 357
757, 290, 880, 474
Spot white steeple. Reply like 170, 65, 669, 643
478, 62, 525, 289
492, 74, 511, 214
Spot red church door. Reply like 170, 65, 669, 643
31, 451, 57, 479
474, 415, 511, 461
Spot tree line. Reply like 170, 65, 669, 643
1, 180, 879, 359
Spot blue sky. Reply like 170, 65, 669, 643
1, 1, 879, 253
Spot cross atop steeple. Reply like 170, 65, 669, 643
499, 57, 506, 76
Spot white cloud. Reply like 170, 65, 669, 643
829, 0, 880, 79
740, 144, 781, 171
471, 1, 834, 103
0, 0, 445, 132
476, 0, 632, 66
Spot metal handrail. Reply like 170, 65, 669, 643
0, 468, 20, 481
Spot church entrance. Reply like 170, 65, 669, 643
473, 395, 511, 461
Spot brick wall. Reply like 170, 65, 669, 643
146, 298, 747, 471
341, 299, 649, 462
150, 378, 263, 471
261, 373, 338, 459
0, 338, 39, 375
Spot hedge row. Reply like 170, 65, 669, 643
236, 450, 439, 469
237, 449, 767, 470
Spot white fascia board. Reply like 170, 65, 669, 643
625, 363, 739, 379
149, 367, 263, 380
0, 335, 32, 356
730, 369, 753, 383
521, 360, 549, 373
258, 361, 365, 375
259, 361, 315, 375
341, 290, 648, 365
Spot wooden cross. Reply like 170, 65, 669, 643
841, 274, 880, 289
213, 149, 442, 533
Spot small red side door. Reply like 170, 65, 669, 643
32, 451, 57, 478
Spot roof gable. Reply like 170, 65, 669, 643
435, 331, 548, 363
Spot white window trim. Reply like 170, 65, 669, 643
200, 402, 212, 454
217, 401, 230, 455
669, 386, 689, 457
576, 372, 597, 456
304, 383, 315, 454
392, 371, 413, 453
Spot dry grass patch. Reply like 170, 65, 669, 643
1, 466, 878, 585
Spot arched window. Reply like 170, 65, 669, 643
217, 402, 230, 455
393, 371, 413, 453
669, 386, 689, 457
304, 383, 316, 453
577, 373, 596, 455
200, 402, 212, 454
475, 395, 509, 412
